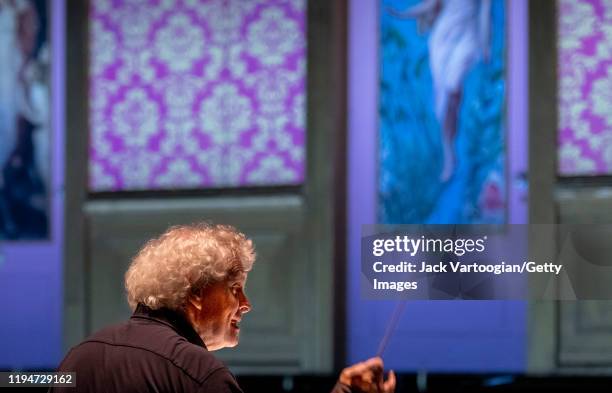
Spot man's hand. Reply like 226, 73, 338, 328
338, 357, 396, 393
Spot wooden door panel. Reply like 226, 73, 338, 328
65, 1, 345, 374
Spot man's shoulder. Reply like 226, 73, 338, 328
67, 318, 228, 384
171, 340, 230, 384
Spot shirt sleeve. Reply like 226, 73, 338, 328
199, 367, 244, 393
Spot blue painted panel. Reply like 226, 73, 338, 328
379, 0, 506, 224
0, 0, 64, 370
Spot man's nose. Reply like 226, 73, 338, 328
239, 293, 251, 314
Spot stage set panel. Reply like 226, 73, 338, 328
64, 0, 347, 374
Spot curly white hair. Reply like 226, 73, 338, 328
125, 223, 255, 311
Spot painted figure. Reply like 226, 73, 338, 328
389, 0, 491, 181
0, 0, 48, 239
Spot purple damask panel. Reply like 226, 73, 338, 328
89, 0, 306, 191
558, 0, 612, 176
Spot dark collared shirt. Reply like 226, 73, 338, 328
50, 304, 242, 393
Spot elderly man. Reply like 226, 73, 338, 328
51, 223, 395, 393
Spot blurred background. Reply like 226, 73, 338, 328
1, 0, 611, 391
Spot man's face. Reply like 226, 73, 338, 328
192, 272, 251, 351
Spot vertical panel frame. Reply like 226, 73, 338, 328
64, 0, 90, 351
527, 0, 559, 374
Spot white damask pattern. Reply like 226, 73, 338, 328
154, 13, 205, 72
246, 8, 302, 66
558, 0, 612, 175
89, 0, 306, 191
199, 83, 253, 145
111, 88, 160, 147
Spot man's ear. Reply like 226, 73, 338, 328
187, 292, 203, 311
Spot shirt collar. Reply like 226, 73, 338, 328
131, 303, 207, 349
